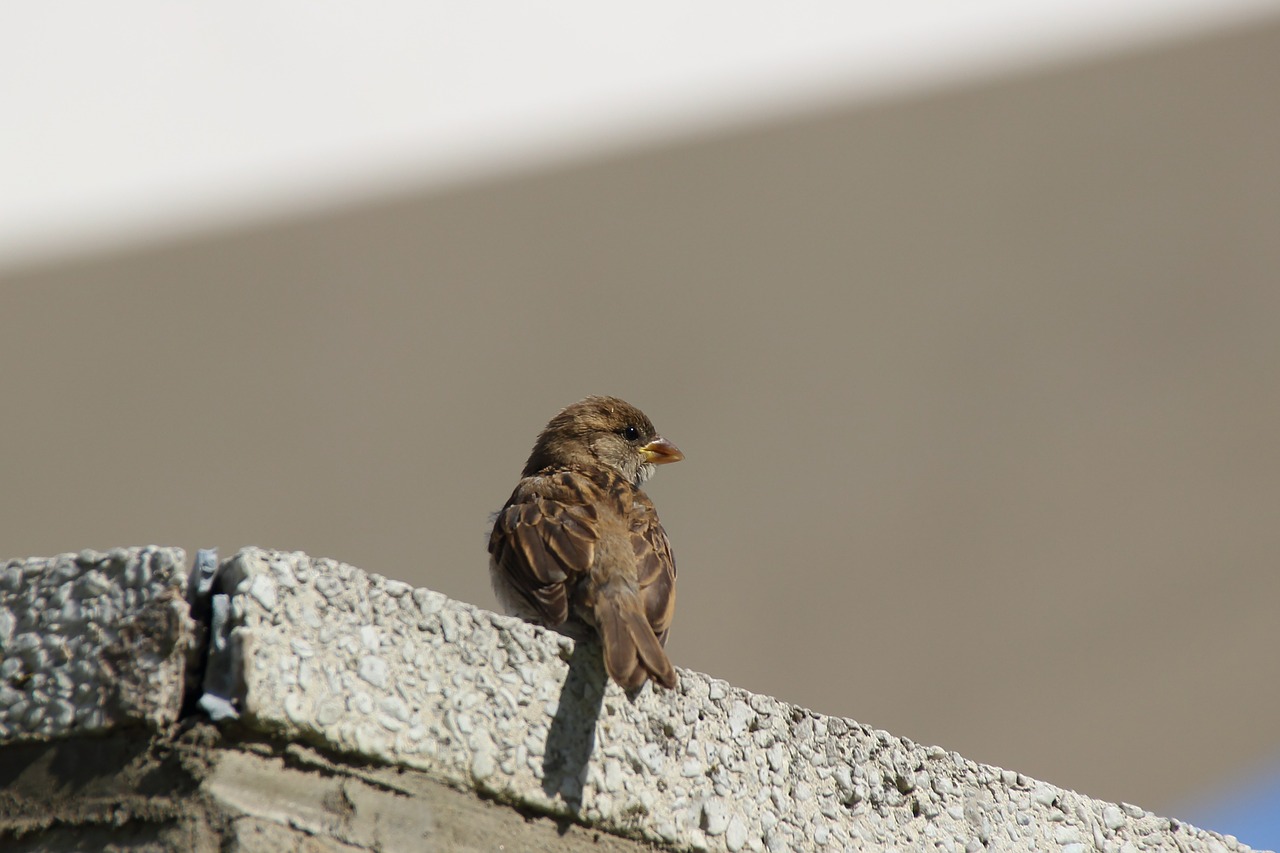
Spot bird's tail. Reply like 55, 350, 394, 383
594, 593, 677, 691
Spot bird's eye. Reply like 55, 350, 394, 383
622, 425, 641, 442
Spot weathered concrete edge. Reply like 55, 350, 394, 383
213, 547, 1256, 853
0, 547, 193, 742
0, 726, 659, 853
0, 548, 1259, 853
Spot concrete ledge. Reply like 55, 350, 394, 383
0, 547, 192, 742
0, 728, 655, 853
0, 547, 1257, 852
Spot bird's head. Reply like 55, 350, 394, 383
523, 395, 683, 486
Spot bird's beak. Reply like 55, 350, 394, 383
640, 437, 684, 465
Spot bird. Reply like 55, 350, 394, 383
488, 396, 684, 691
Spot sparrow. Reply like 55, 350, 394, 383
488, 396, 684, 691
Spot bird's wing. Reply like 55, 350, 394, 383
488, 471, 601, 626
630, 492, 677, 646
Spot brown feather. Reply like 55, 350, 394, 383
488, 396, 682, 690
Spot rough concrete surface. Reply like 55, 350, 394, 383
0, 728, 654, 853
0, 547, 1261, 852
0, 547, 192, 742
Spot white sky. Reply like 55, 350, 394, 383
2, 0, 1277, 269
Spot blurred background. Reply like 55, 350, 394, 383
3, 2, 1279, 847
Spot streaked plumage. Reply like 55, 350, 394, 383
488, 396, 683, 691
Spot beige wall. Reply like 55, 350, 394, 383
4, 16, 1279, 815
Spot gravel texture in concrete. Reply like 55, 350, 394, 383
0, 547, 192, 742
0, 546, 1257, 851
206, 546, 1255, 853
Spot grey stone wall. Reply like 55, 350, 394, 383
0, 547, 1257, 852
